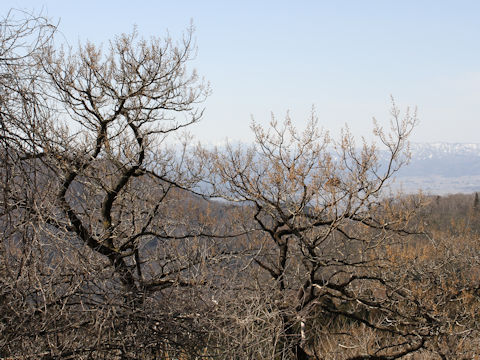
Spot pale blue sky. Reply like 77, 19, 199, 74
3, 1, 480, 144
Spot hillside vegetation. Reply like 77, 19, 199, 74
1, 10, 480, 360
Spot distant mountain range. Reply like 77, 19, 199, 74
208, 141, 480, 195
390, 143, 480, 194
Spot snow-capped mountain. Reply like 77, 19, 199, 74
398, 143, 480, 178
409, 143, 480, 160
206, 141, 480, 194
391, 143, 480, 194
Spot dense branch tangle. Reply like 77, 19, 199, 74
204, 110, 437, 359
35, 25, 211, 295
2, 9, 479, 360
0, 15, 220, 358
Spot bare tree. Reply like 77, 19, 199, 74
0, 11, 226, 359
201, 106, 459, 359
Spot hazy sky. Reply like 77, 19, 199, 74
3, 1, 480, 144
